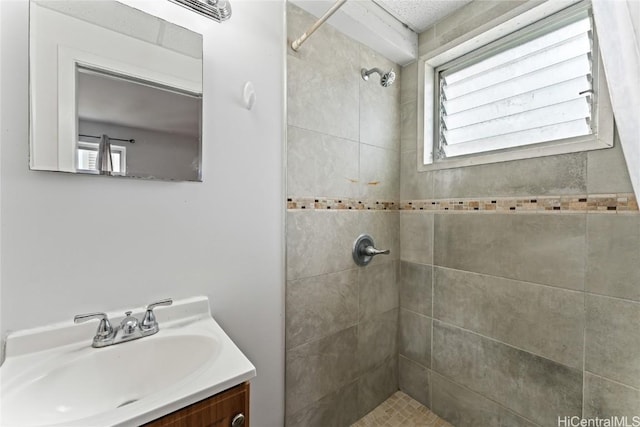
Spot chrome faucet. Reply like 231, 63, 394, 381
74, 298, 172, 348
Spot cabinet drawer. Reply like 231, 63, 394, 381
144, 382, 249, 427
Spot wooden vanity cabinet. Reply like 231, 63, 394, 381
144, 382, 249, 427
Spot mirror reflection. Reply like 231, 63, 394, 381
76, 66, 202, 180
29, 0, 204, 181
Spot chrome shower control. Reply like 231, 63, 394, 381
352, 234, 390, 266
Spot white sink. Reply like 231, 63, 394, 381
0, 297, 256, 427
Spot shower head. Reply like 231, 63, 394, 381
361, 67, 396, 87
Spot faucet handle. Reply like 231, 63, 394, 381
74, 312, 113, 339
141, 298, 172, 333
146, 298, 173, 311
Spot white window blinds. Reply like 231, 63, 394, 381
78, 148, 98, 171
437, 14, 595, 159
77, 144, 123, 174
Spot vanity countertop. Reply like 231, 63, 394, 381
0, 296, 256, 427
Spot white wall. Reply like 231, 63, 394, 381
0, 0, 285, 425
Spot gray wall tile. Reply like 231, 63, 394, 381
287, 126, 359, 198
432, 321, 583, 426
418, 26, 437, 57
399, 355, 431, 408
359, 144, 400, 201
434, 213, 586, 290
286, 211, 357, 280
358, 309, 398, 374
358, 260, 398, 321
399, 261, 433, 316
287, 53, 359, 141
286, 269, 358, 349
357, 355, 398, 419
584, 373, 640, 419
587, 136, 634, 194
433, 152, 587, 198
400, 101, 418, 153
400, 61, 418, 104
401, 150, 434, 200
287, 381, 360, 427
434, 267, 585, 368
587, 215, 640, 301
287, 211, 397, 281
359, 46, 400, 151
287, 5, 359, 140
400, 212, 434, 265
431, 373, 537, 427
286, 326, 359, 416
399, 308, 431, 368
585, 295, 640, 388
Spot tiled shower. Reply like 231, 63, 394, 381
286, 4, 401, 424
285, 2, 640, 426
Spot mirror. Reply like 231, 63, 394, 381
29, 0, 203, 181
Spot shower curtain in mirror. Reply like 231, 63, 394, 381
97, 134, 113, 176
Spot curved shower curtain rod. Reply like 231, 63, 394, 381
291, 0, 348, 51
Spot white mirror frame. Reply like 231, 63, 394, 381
29, 1, 203, 175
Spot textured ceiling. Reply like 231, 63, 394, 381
374, 0, 473, 33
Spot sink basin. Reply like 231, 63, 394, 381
0, 297, 255, 427
2, 334, 217, 426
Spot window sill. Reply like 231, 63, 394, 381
417, 134, 613, 172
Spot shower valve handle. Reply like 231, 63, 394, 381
353, 234, 390, 266
364, 246, 390, 256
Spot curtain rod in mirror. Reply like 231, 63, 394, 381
79, 134, 136, 144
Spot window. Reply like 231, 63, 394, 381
422, 2, 613, 169
77, 141, 126, 175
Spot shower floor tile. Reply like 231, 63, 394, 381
351, 391, 453, 427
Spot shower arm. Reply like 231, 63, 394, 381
361, 68, 384, 79
291, 0, 347, 51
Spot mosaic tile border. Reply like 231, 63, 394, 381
287, 193, 638, 213
287, 197, 398, 211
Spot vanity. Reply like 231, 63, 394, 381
0, 296, 256, 427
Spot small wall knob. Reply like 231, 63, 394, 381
231, 413, 245, 427
352, 234, 390, 266
243, 82, 255, 110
